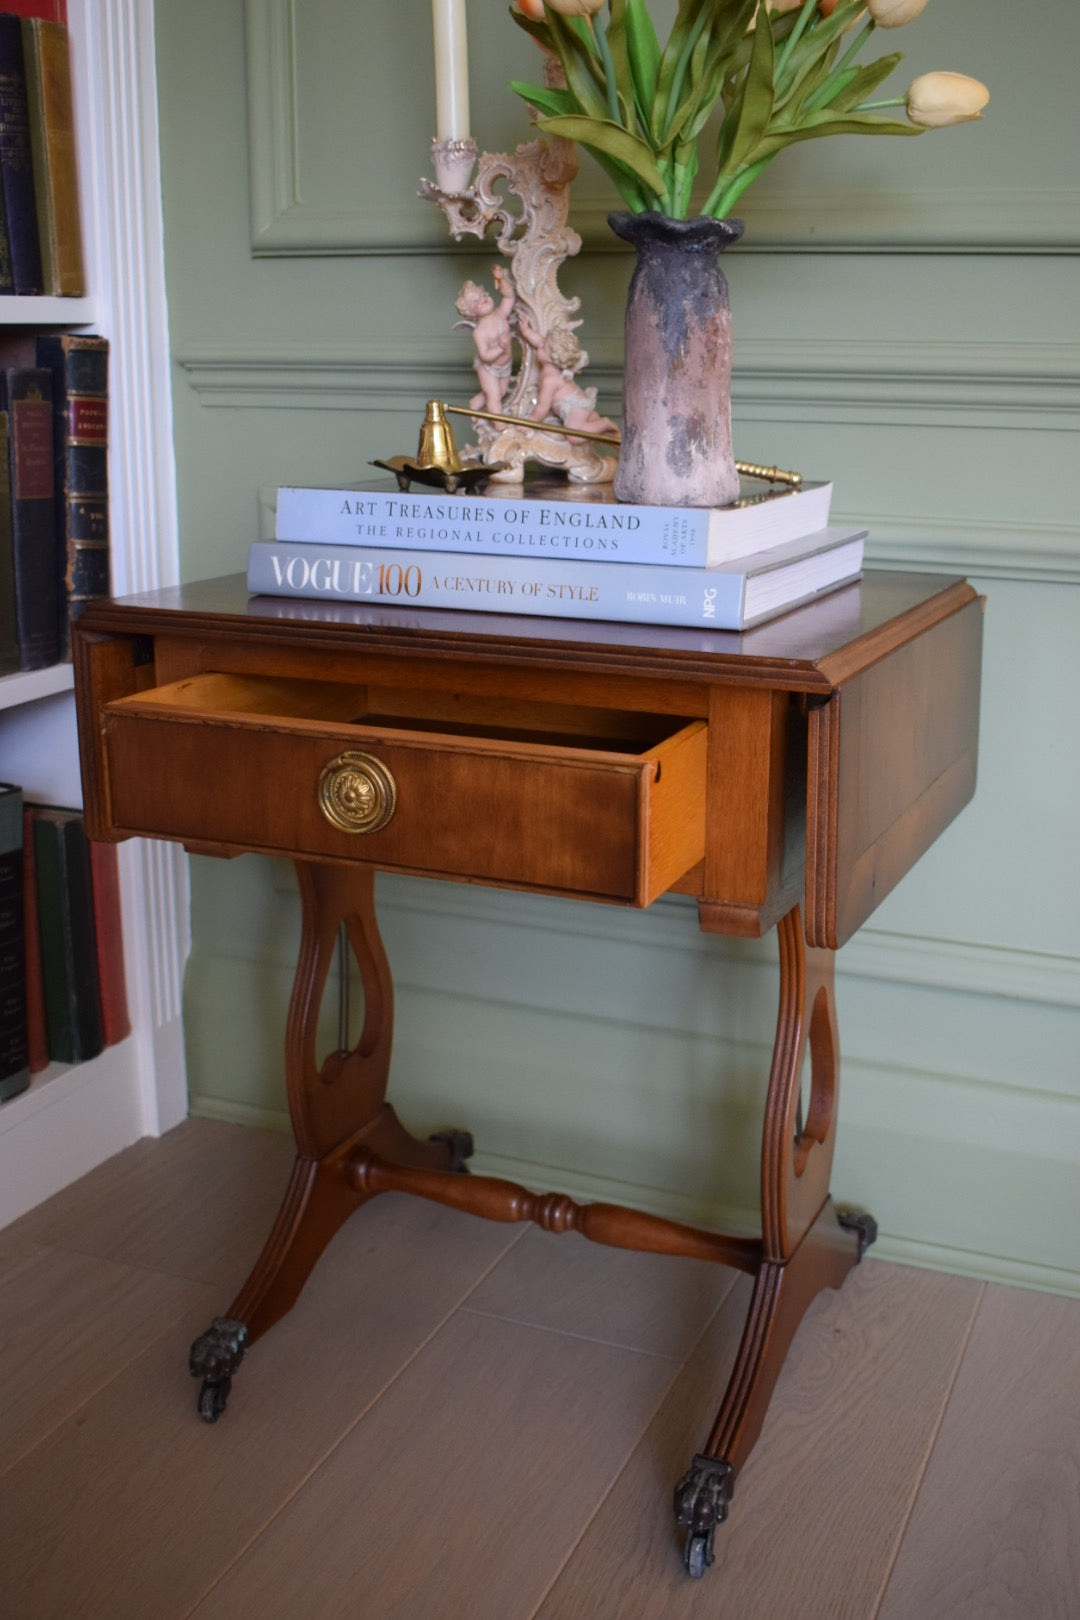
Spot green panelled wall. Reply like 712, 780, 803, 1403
154, 0, 1080, 1292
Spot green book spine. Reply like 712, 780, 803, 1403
32, 804, 103, 1065
0, 781, 29, 1101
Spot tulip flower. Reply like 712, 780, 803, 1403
514, 0, 546, 17
868, 0, 931, 25
906, 71, 989, 127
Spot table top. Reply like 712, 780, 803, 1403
80, 570, 977, 697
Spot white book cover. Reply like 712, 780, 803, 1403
274, 477, 834, 570
248, 526, 866, 632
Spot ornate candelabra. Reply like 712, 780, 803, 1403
421, 133, 617, 485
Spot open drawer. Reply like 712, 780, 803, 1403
96, 672, 708, 904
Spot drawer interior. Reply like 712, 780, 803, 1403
119, 672, 691, 756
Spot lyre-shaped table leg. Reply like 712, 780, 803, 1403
189, 859, 470, 1419
675, 904, 876, 1576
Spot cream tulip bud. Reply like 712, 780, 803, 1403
544, 0, 606, 15
868, 0, 931, 24
906, 71, 989, 128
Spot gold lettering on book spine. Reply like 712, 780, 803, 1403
317, 752, 397, 834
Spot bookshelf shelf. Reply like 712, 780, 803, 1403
0, 295, 99, 326
0, 662, 74, 712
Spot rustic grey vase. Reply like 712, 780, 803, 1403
609, 211, 744, 509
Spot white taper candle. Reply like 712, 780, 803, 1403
432, 0, 470, 141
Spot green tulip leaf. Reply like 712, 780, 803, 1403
702, 0, 757, 82
756, 112, 922, 162
606, 0, 638, 123
725, 0, 775, 173
544, 9, 608, 117
509, 80, 577, 121
623, 0, 662, 118
652, 0, 711, 142
823, 54, 904, 116
534, 113, 668, 196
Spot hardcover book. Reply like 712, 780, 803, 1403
0, 408, 20, 673
21, 801, 47, 1073
31, 804, 103, 1065
2, 6, 68, 21
88, 838, 130, 1048
0, 180, 14, 292
248, 526, 866, 633
0, 13, 44, 293
21, 16, 84, 296
0, 782, 29, 1102
2, 365, 60, 668
274, 476, 833, 570
36, 333, 109, 654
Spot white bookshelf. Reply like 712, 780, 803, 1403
0, 295, 98, 325
0, 662, 74, 707
0, 0, 190, 1228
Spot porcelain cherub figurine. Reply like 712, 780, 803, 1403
517, 315, 619, 442
455, 263, 517, 416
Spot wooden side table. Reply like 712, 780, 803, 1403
73, 570, 982, 1579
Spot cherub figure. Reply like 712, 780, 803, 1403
517, 317, 619, 442
455, 263, 517, 416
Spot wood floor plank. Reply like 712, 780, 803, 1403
189, 1309, 682, 1620
464, 1225, 739, 1356
0, 1194, 519, 1620
0, 1227, 41, 1285
535, 1259, 983, 1619
7, 1119, 297, 1286
878, 1283, 1080, 1620
0, 1246, 217, 1474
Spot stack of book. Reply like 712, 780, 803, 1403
0, 330, 109, 671
0, 4, 85, 298
0, 779, 130, 1105
251, 475, 865, 632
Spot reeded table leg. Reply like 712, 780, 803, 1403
189, 860, 470, 1420
674, 905, 876, 1577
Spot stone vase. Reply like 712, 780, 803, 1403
609, 211, 744, 508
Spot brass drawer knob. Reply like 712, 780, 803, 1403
317, 751, 397, 834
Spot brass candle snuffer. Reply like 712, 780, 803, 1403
374, 401, 801, 495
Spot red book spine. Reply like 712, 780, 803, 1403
22, 804, 47, 1072
0, 7, 67, 30
89, 838, 130, 1047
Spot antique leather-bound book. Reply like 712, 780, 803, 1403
1, 6, 68, 21
88, 838, 130, 1049
36, 333, 109, 654
0, 410, 21, 674
0, 14, 44, 293
31, 804, 103, 1065
0, 181, 14, 293
21, 16, 84, 297
21, 802, 47, 1074
1, 366, 60, 669
0, 783, 29, 1102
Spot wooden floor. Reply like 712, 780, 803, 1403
2, 1119, 1078, 1619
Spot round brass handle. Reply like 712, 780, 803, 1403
317, 751, 397, 834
